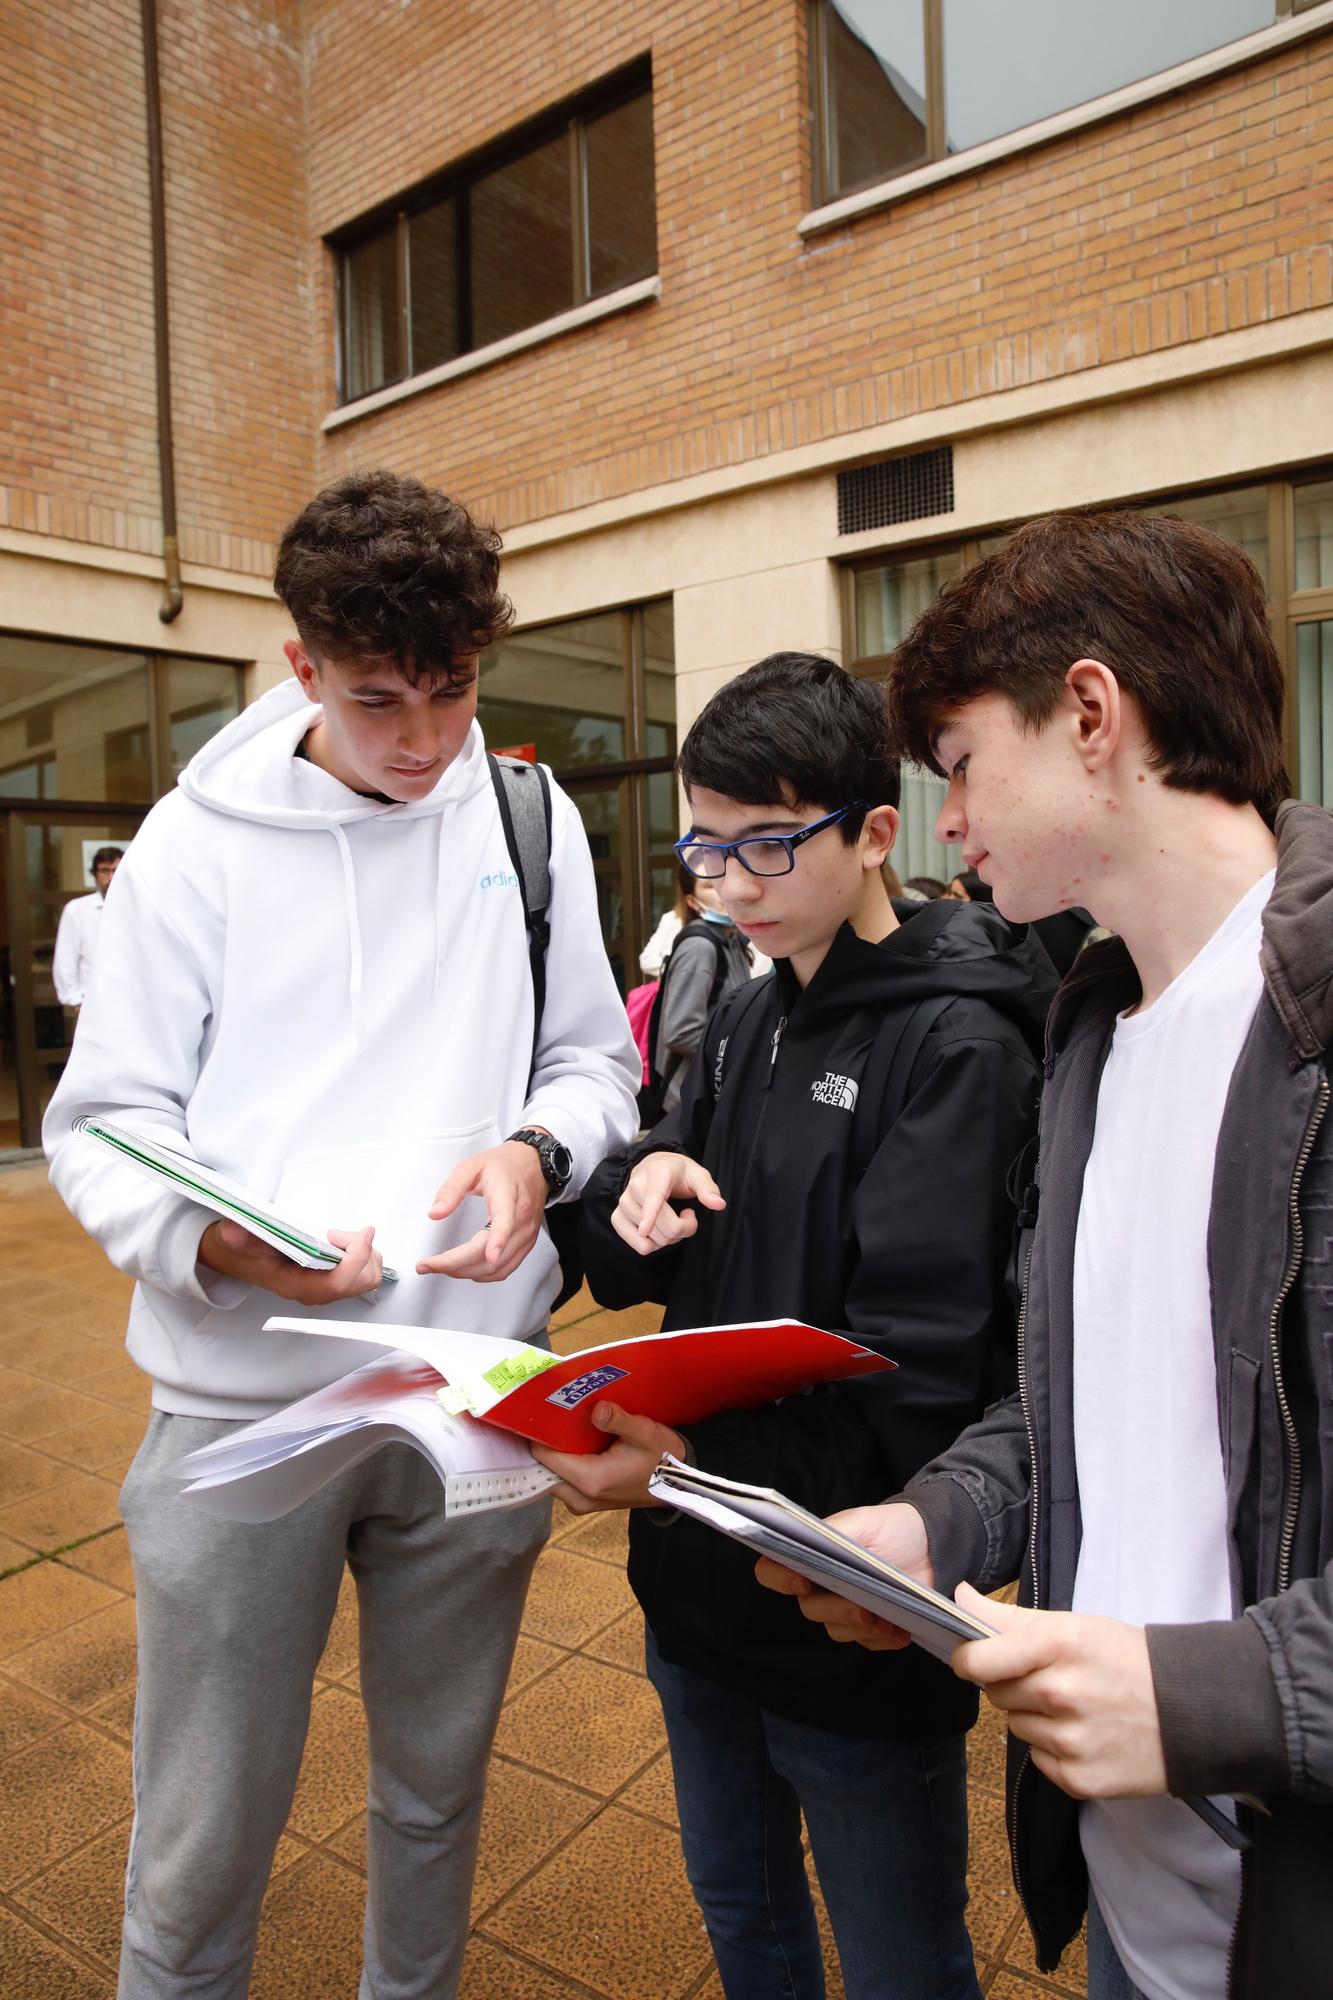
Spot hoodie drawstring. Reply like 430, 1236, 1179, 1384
330, 824, 365, 1039
432, 815, 448, 998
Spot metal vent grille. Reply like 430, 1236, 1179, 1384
837, 447, 954, 534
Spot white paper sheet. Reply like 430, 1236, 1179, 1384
179, 1350, 557, 1522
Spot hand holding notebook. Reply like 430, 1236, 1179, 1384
178, 1314, 894, 1520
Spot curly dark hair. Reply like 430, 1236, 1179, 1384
273, 469, 514, 678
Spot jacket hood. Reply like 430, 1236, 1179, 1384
177, 676, 491, 828
776, 898, 1057, 1058
1047, 800, 1333, 1066
175, 678, 494, 1037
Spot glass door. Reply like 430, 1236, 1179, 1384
2, 807, 143, 1150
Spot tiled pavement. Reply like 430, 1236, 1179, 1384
0, 1163, 1087, 1999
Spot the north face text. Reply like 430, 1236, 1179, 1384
810, 1071, 858, 1111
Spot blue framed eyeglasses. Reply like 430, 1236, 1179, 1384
674, 803, 868, 880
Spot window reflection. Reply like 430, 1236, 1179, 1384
941, 0, 1269, 154
471, 134, 574, 348
478, 613, 626, 768
822, 1, 927, 197
586, 92, 657, 296
854, 551, 962, 658
477, 600, 675, 982
1296, 621, 1333, 811
343, 227, 400, 400
0, 639, 151, 802
1294, 481, 1333, 593
166, 659, 244, 778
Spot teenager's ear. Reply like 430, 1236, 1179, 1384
1064, 660, 1121, 774
285, 639, 320, 703
861, 804, 899, 868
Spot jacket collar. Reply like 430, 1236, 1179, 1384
1045, 800, 1333, 1069
1261, 801, 1333, 1062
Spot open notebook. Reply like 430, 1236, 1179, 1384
178, 1314, 894, 1520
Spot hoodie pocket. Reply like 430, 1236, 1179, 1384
271, 1118, 501, 1275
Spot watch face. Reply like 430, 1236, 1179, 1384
547, 1140, 574, 1186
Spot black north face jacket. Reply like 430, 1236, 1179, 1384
579, 899, 1055, 1739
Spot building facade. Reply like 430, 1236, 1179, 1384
3, 0, 1332, 1148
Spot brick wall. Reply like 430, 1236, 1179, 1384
314, 2, 1333, 532
1, 0, 313, 580
5, 1, 1331, 576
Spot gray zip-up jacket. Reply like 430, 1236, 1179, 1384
904, 801, 1333, 1998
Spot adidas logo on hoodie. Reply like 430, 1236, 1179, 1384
810, 1071, 858, 1111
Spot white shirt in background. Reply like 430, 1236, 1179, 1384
52, 891, 107, 1006
1071, 867, 1275, 2000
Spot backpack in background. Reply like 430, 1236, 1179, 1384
636, 920, 731, 1130
624, 980, 660, 1088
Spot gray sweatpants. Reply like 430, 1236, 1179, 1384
117, 1411, 550, 2000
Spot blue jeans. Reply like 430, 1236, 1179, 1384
1086, 1891, 1150, 2000
646, 1632, 981, 2000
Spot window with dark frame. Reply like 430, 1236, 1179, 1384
476, 599, 676, 991
335, 69, 657, 405
811, 0, 1289, 207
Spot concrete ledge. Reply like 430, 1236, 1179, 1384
322, 277, 662, 431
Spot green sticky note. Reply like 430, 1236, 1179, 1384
482, 1349, 557, 1396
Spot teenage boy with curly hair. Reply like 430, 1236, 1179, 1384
45, 469, 639, 1999
763, 510, 1333, 2000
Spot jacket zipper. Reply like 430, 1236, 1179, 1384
1008, 1226, 1040, 1942
1222, 1069, 1327, 2000
1269, 1074, 1327, 1596
766, 1014, 786, 1086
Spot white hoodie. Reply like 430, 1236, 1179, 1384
44, 680, 639, 1418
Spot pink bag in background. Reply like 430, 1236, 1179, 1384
624, 980, 659, 1087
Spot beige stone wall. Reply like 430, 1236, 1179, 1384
499, 334, 1333, 727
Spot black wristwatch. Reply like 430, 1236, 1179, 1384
505, 1127, 574, 1199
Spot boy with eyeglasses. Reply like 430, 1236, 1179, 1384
535, 652, 1055, 1999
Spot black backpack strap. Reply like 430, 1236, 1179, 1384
488, 753, 553, 1077
849, 897, 968, 1176
851, 991, 955, 1178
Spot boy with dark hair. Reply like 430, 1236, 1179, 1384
537, 652, 1054, 1998
763, 509, 1333, 2000
52, 842, 124, 1006
45, 469, 639, 2000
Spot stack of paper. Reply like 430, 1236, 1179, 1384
263, 1313, 893, 1451
74, 1116, 398, 1279
175, 1313, 894, 1521
647, 1456, 996, 1662
180, 1350, 557, 1522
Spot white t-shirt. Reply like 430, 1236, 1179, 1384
1071, 868, 1274, 2000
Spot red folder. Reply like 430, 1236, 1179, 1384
478, 1319, 895, 1454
